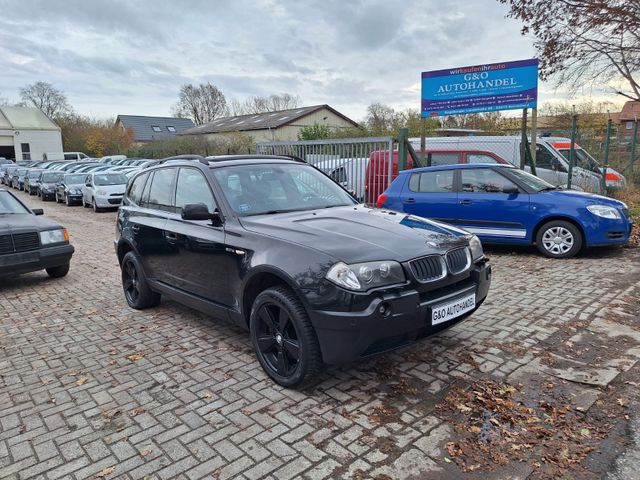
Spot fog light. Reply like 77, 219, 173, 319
378, 302, 391, 317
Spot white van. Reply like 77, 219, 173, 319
409, 136, 603, 193
42, 152, 90, 161
315, 157, 369, 201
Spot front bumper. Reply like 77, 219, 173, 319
308, 261, 491, 364
584, 216, 634, 247
0, 243, 75, 277
95, 195, 123, 207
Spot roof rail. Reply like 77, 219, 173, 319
204, 154, 307, 164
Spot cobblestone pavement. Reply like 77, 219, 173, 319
1, 188, 639, 480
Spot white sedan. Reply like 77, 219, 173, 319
82, 172, 128, 212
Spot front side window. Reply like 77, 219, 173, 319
213, 164, 355, 216
408, 170, 454, 193
175, 168, 216, 214
468, 154, 499, 164
460, 169, 519, 193
532, 145, 564, 171
147, 168, 176, 211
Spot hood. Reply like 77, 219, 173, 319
94, 184, 126, 194
542, 190, 626, 208
239, 205, 469, 263
0, 213, 62, 234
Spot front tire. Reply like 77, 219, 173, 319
250, 285, 322, 388
121, 251, 160, 309
93, 199, 101, 212
535, 220, 582, 258
46, 263, 70, 278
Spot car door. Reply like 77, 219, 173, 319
162, 167, 234, 307
528, 144, 563, 187
398, 169, 458, 223
456, 167, 531, 241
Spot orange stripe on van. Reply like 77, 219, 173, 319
551, 142, 582, 150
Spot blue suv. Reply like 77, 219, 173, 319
377, 164, 633, 258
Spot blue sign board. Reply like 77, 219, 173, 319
421, 59, 538, 117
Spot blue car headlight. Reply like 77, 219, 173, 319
587, 205, 621, 219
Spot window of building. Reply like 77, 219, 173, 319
151, 126, 162, 132
627, 121, 635, 130
20, 143, 31, 161
166, 126, 176, 132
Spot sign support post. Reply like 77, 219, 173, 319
530, 108, 538, 176
519, 108, 528, 170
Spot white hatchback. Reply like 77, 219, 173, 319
82, 172, 128, 212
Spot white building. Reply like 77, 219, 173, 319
0, 106, 63, 161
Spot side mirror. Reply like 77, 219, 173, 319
32, 208, 44, 216
85, 182, 91, 187
502, 186, 520, 194
181, 203, 223, 226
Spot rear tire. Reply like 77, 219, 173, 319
535, 220, 582, 258
250, 285, 322, 388
121, 251, 160, 309
46, 263, 70, 278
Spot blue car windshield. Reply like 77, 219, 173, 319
508, 168, 556, 192
213, 163, 357, 215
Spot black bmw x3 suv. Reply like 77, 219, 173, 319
115, 155, 491, 387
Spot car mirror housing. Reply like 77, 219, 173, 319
502, 186, 520, 194
32, 208, 44, 216
181, 203, 223, 226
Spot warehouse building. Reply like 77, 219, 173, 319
181, 104, 359, 142
0, 106, 63, 161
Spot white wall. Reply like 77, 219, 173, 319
10, 130, 63, 161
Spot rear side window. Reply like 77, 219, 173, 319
468, 154, 499, 164
147, 168, 177, 212
127, 172, 149, 206
429, 153, 459, 166
64, 154, 77, 160
175, 168, 216, 214
408, 170, 454, 193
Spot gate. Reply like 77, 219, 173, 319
256, 137, 395, 204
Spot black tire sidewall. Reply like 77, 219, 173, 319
250, 287, 316, 388
536, 221, 582, 258
121, 251, 158, 309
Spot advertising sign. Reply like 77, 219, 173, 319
421, 59, 538, 117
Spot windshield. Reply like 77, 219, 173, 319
42, 172, 63, 182
94, 174, 127, 186
508, 168, 557, 192
17, 169, 27, 175
0, 191, 30, 214
556, 148, 600, 173
28, 171, 43, 179
213, 163, 357, 216
65, 174, 86, 184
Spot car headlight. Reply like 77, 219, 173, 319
326, 261, 405, 291
587, 205, 621, 219
96, 189, 107, 195
40, 228, 69, 245
468, 235, 484, 260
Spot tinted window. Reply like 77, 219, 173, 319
429, 153, 459, 166
127, 172, 149, 206
330, 167, 347, 184
467, 154, 499, 164
175, 168, 215, 213
147, 168, 176, 211
408, 170, 454, 193
530, 145, 564, 171
64, 154, 77, 160
460, 169, 519, 193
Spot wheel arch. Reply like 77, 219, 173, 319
116, 239, 135, 266
241, 267, 307, 329
532, 216, 586, 246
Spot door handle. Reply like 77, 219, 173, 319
404, 198, 416, 204
164, 232, 178, 243
131, 224, 140, 233
459, 200, 472, 205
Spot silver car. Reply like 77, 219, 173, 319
82, 172, 128, 212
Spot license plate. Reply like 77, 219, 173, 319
431, 292, 476, 326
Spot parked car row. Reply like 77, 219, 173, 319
0, 156, 161, 212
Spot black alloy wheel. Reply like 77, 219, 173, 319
121, 251, 160, 309
250, 286, 322, 388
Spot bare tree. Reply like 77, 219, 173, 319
172, 83, 228, 125
499, 0, 640, 100
229, 93, 301, 115
19, 81, 71, 118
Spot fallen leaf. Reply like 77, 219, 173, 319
444, 457, 452, 463
468, 425, 481, 434
455, 403, 472, 413
76, 377, 87, 386
240, 408, 252, 416
127, 353, 144, 362
95, 466, 115, 477
140, 449, 152, 457
617, 397, 629, 407
130, 407, 145, 417
580, 428, 591, 437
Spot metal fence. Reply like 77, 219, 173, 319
256, 137, 395, 204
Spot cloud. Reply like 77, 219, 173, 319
0, 0, 549, 121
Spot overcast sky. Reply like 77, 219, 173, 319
0, 0, 620, 121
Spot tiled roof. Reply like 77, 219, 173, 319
116, 115, 195, 141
